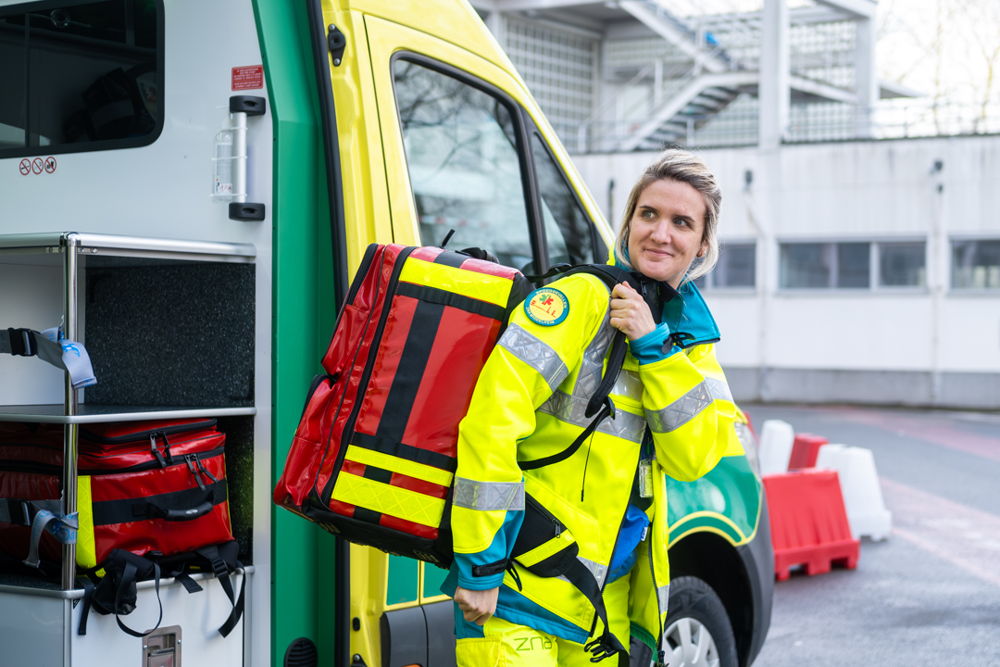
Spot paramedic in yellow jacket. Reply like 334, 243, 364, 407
444, 149, 739, 666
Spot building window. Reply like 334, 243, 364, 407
0, 0, 164, 158
698, 242, 756, 289
951, 239, 1000, 289
879, 242, 926, 287
780, 241, 925, 289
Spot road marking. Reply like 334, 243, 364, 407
881, 476, 1000, 588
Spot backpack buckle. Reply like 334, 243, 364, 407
7, 328, 36, 356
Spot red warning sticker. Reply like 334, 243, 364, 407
232, 65, 264, 91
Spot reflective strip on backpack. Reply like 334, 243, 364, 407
331, 473, 446, 528
399, 257, 514, 308
345, 444, 454, 488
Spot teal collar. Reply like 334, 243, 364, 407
663, 281, 720, 347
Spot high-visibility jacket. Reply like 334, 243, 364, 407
443, 268, 740, 653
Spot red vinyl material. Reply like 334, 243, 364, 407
274, 243, 529, 566
0, 419, 232, 567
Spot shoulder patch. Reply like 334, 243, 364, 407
524, 287, 569, 326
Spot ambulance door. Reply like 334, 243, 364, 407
330, 8, 612, 667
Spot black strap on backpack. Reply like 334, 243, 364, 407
514, 263, 664, 661
78, 541, 245, 638
78, 550, 163, 638
518, 264, 639, 471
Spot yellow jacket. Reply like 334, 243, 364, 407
444, 269, 739, 651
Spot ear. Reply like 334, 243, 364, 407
696, 241, 708, 258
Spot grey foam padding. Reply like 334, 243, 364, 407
84, 261, 255, 407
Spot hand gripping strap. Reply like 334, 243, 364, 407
0, 327, 97, 389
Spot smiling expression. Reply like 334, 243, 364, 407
626, 178, 708, 288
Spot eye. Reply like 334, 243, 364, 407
673, 216, 691, 228
639, 208, 656, 220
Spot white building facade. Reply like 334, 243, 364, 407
475, 0, 1000, 409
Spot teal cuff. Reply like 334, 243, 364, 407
629, 322, 677, 364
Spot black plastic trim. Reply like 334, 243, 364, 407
229, 95, 267, 116
228, 202, 266, 221
736, 495, 775, 666
307, 4, 349, 313
306, 5, 350, 667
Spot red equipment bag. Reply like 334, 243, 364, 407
274, 243, 532, 566
0, 418, 233, 570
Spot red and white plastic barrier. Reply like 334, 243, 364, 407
816, 444, 892, 541
763, 469, 860, 580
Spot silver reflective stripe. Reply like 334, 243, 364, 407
498, 323, 569, 391
611, 369, 643, 399
452, 478, 525, 511
706, 376, 733, 402
645, 375, 735, 434
539, 390, 646, 443
658, 583, 670, 611
572, 318, 614, 398
578, 555, 608, 588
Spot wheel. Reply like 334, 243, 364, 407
661, 576, 738, 667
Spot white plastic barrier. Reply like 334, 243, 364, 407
759, 419, 794, 475
816, 444, 892, 541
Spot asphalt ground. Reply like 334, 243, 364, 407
743, 404, 1000, 667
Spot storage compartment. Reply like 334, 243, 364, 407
0, 233, 257, 647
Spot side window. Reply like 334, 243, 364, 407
0, 0, 163, 158
531, 134, 605, 266
393, 59, 532, 270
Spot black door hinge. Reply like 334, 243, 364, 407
328, 25, 347, 66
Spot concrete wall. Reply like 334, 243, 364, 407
575, 136, 1000, 408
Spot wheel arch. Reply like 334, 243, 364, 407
668, 532, 756, 667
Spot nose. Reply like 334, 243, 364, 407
649, 219, 671, 244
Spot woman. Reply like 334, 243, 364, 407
443, 149, 741, 666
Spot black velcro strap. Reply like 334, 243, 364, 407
395, 282, 507, 322
6, 328, 36, 357
91, 481, 227, 526
471, 558, 508, 577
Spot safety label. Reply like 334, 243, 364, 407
18, 156, 57, 176
232, 65, 264, 91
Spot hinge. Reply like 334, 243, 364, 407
328, 24, 347, 66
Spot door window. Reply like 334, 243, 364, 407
531, 133, 604, 266
393, 58, 533, 270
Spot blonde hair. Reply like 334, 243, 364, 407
615, 149, 721, 283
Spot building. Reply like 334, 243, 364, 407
474, 0, 1000, 409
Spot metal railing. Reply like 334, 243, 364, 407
566, 99, 1000, 154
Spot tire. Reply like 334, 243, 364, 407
660, 576, 738, 667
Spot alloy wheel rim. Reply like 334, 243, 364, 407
663, 616, 721, 667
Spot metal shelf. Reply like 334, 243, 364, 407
0, 405, 256, 424
0, 231, 256, 265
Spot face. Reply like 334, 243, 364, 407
626, 178, 708, 288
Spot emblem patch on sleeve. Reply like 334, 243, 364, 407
524, 287, 569, 326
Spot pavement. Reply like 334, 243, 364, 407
743, 403, 1000, 667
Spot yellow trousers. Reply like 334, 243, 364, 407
455, 576, 630, 667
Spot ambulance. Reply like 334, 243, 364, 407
0, 1, 772, 665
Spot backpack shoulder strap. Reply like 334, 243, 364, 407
518, 264, 635, 471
